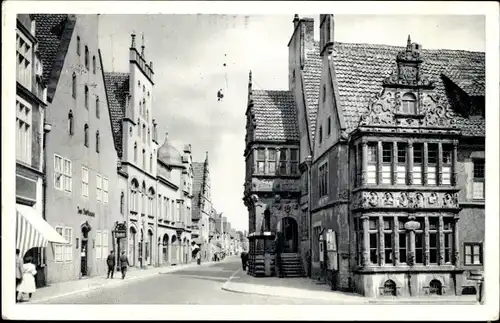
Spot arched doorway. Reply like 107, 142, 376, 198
281, 217, 298, 253
171, 235, 178, 264
129, 226, 137, 266
147, 229, 153, 266
429, 279, 442, 295
81, 221, 92, 276
383, 279, 397, 296
163, 234, 169, 264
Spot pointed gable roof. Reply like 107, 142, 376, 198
329, 41, 485, 137
302, 42, 322, 142
32, 14, 76, 102
103, 72, 130, 157
250, 89, 299, 142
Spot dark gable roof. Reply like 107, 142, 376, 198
251, 90, 299, 141
331, 41, 485, 137
31, 14, 69, 82
103, 72, 130, 156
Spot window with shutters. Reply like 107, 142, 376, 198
96, 230, 102, 259
103, 177, 109, 204
96, 174, 102, 202
464, 243, 482, 265
472, 159, 485, 199
367, 144, 377, 184
81, 166, 89, 197
63, 227, 73, 262
55, 227, 64, 262
427, 144, 438, 185
413, 143, 423, 185
102, 230, 109, 257
63, 158, 72, 192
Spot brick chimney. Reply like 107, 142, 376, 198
287, 14, 315, 90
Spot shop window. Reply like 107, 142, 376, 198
413, 143, 423, 185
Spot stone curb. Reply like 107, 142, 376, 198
30, 261, 219, 304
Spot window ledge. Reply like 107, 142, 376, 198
352, 185, 460, 193
355, 265, 460, 273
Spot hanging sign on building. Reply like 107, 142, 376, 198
113, 222, 127, 239
77, 206, 95, 217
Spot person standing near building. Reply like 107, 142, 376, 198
16, 257, 37, 302
106, 250, 116, 279
15, 249, 23, 302
119, 251, 130, 279
196, 249, 202, 265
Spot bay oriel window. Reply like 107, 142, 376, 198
357, 140, 457, 187
253, 146, 300, 176
357, 215, 457, 268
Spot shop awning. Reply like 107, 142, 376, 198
16, 204, 69, 257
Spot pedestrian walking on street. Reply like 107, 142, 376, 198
15, 249, 23, 302
240, 251, 248, 271
106, 250, 116, 279
119, 251, 130, 279
16, 256, 37, 302
196, 250, 201, 265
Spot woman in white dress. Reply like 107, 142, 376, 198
17, 257, 37, 302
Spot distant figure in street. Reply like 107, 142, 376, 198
106, 250, 116, 279
17, 256, 37, 302
119, 251, 130, 279
196, 250, 201, 265
240, 251, 249, 271
15, 249, 23, 302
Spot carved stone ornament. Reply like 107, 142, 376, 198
338, 189, 349, 200
428, 192, 438, 205
398, 192, 409, 207
443, 193, 455, 207
358, 90, 397, 127
383, 192, 394, 206
368, 192, 379, 207
284, 204, 291, 214
274, 194, 281, 203
413, 192, 424, 208
293, 203, 299, 210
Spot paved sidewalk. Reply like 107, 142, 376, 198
29, 259, 224, 304
222, 269, 479, 304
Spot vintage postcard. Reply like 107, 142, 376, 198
2, 1, 499, 321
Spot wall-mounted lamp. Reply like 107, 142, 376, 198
43, 122, 52, 133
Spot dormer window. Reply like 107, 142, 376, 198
401, 92, 417, 114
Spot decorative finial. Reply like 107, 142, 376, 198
294, 14, 299, 20
407, 34, 412, 49
131, 32, 136, 48
141, 33, 145, 58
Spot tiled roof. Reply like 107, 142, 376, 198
303, 42, 322, 142
103, 72, 130, 156
330, 41, 485, 137
250, 90, 299, 141
31, 14, 69, 82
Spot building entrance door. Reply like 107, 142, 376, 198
80, 221, 92, 277
282, 217, 298, 253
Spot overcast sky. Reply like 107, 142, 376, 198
97, 14, 485, 231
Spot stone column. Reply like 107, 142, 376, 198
439, 215, 445, 265
408, 141, 414, 185
452, 140, 459, 186
423, 142, 428, 186
393, 216, 400, 264
392, 141, 398, 185
377, 141, 383, 185
378, 215, 384, 265
437, 143, 443, 186
424, 216, 430, 265
361, 140, 368, 186
361, 215, 370, 266
453, 214, 460, 265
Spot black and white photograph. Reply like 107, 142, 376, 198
2, 1, 499, 321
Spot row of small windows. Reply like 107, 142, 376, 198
76, 36, 97, 74
254, 147, 299, 176
137, 79, 151, 97
71, 74, 100, 118
133, 143, 155, 173
67, 111, 100, 152
136, 120, 152, 145
355, 142, 453, 187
